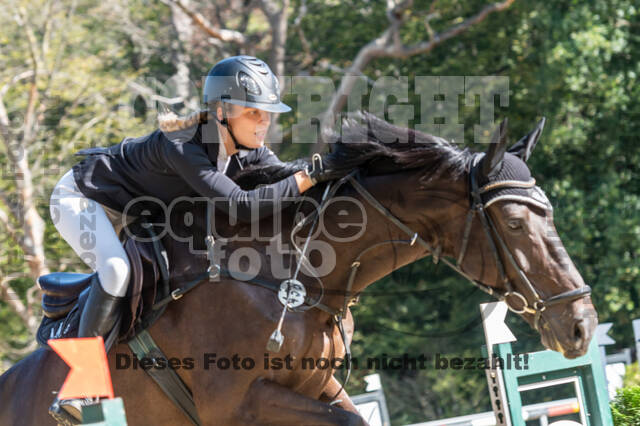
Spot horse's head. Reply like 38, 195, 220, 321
454, 119, 597, 358
229, 112, 597, 359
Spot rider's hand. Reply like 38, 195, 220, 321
295, 153, 348, 193
305, 153, 332, 185
294, 171, 314, 193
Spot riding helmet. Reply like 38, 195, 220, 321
202, 56, 291, 113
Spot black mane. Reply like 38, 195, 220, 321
234, 111, 471, 189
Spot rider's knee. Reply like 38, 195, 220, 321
98, 256, 131, 297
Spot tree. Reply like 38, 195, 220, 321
0, 0, 150, 362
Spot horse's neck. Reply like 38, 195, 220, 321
315, 172, 469, 310
184, 171, 470, 313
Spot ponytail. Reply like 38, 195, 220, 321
157, 109, 210, 133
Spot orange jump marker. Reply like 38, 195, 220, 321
48, 336, 114, 400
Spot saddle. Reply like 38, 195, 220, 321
36, 222, 169, 348
40, 221, 203, 424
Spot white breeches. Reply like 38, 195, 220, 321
49, 169, 131, 297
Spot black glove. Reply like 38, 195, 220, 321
305, 152, 352, 185
305, 153, 330, 185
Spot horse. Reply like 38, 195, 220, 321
0, 112, 597, 425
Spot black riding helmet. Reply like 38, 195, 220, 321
203, 56, 291, 150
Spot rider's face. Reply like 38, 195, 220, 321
219, 104, 272, 150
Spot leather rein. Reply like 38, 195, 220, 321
158, 156, 593, 340
340, 155, 592, 334
156, 157, 592, 402
294, 158, 590, 401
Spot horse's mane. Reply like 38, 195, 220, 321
234, 111, 472, 189
166, 111, 473, 271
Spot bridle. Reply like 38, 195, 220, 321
295, 156, 593, 401
169, 154, 592, 402
291, 154, 591, 403
338, 154, 592, 333
453, 154, 592, 330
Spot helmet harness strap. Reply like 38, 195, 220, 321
214, 95, 256, 151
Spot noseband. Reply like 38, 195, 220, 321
344, 155, 591, 332
454, 155, 592, 330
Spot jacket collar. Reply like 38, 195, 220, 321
199, 121, 251, 175
199, 120, 221, 165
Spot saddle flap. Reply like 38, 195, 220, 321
122, 237, 145, 337
39, 221, 167, 343
120, 232, 162, 339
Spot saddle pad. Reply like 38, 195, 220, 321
37, 284, 121, 352
36, 287, 90, 346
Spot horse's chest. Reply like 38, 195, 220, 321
289, 318, 346, 377
304, 328, 341, 360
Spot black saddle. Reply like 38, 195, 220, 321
40, 272, 95, 318
37, 277, 93, 346
40, 221, 204, 426
37, 222, 170, 348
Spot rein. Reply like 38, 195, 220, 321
156, 158, 591, 403
343, 155, 592, 333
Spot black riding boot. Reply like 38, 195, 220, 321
78, 275, 124, 338
49, 275, 125, 425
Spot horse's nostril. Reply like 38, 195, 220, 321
574, 320, 584, 341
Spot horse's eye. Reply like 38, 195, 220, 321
507, 219, 523, 230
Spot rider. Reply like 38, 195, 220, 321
48, 56, 331, 421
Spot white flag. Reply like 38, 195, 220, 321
480, 302, 516, 349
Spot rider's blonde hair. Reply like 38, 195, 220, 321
157, 109, 209, 133
157, 102, 228, 133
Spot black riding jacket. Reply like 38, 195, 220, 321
72, 120, 300, 223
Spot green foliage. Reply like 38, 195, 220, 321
612, 386, 640, 425
300, 0, 640, 422
623, 363, 640, 388
0, 0, 157, 362
1, 0, 639, 423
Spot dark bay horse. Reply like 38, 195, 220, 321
0, 112, 597, 425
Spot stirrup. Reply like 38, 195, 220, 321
49, 396, 97, 425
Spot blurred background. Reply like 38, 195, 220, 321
0, 0, 638, 424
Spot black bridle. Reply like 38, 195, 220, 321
456, 155, 592, 329
341, 155, 591, 333
158, 157, 592, 404
318, 157, 594, 401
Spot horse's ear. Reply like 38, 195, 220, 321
482, 118, 509, 178
508, 117, 546, 162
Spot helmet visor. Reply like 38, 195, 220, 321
222, 98, 292, 113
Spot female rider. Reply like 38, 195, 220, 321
49, 55, 330, 349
